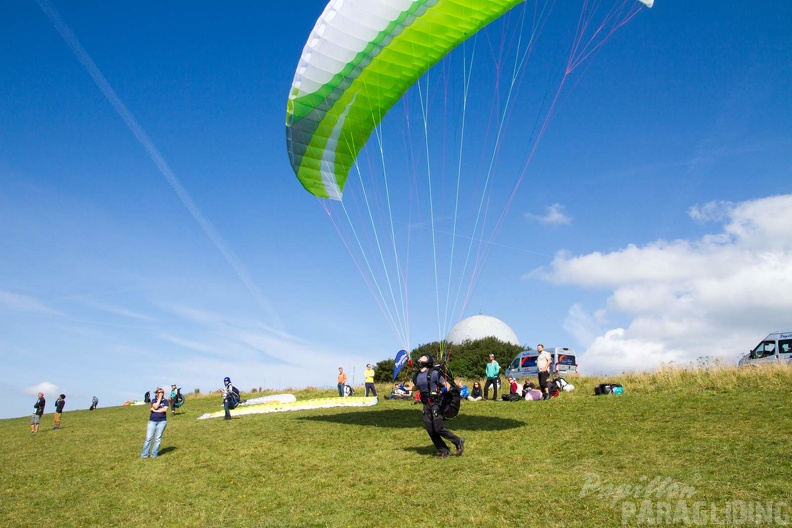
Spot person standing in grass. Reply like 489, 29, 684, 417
364, 364, 377, 397
536, 344, 552, 400
484, 353, 501, 401
170, 384, 178, 414
337, 367, 347, 397
412, 355, 464, 459
31, 392, 45, 433
53, 394, 65, 430
141, 388, 168, 459
222, 377, 240, 420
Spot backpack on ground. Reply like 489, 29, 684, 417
501, 393, 522, 401
595, 383, 624, 396
343, 384, 355, 397
553, 377, 575, 392
545, 379, 560, 398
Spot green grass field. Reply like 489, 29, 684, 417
2, 364, 790, 527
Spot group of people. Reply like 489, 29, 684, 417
336, 360, 464, 459
37, 345, 558, 462
140, 376, 240, 459
29, 393, 66, 433
409, 344, 568, 458
336, 364, 380, 398
468, 345, 557, 401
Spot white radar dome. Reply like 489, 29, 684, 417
446, 315, 520, 346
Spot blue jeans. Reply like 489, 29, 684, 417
338, 383, 344, 397
141, 420, 167, 458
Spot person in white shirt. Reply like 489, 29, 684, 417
536, 344, 552, 400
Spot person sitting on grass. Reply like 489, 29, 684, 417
523, 380, 542, 401
508, 377, 520, 396
500, 377, 523, 401
390, 382, 412, 400
467, 381, 483, 401
459, 384, 469, 399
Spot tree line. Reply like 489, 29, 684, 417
372, 337, 528, 382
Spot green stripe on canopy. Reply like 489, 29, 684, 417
286, 0, 522, 200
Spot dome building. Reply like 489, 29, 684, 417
446, 315, 520, 346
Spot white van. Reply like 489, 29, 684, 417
738, 331, 792, 367
505, 347, 578, 379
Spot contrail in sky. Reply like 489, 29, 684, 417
35, 0, 283, 331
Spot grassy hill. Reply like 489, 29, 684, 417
2, 364, 790, 527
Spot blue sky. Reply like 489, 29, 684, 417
1, 1, 790, 419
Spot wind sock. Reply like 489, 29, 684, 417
393, 350, 408, 380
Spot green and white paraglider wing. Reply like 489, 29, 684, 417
286, 0, 523, 200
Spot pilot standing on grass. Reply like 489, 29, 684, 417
170, 384, 178, 414
31, 392, 45, 433
364, 363, 378, 397
412, 355, 464, 459
484, 353, 501, 400
337, 367, 347, 397
222, 377, 240, 420
536, 344, 552, 400
53, 394, 65, 430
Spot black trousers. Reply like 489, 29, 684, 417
422, 402, 461, 455
538, 371, 550, 393
484, 377, 499, 400
365, 382, 377, 397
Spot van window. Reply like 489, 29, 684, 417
751, 341, 776, 359
557, 354, 576, 366
509, 357, 520, 370
521, 356, 537, 368
780, 340, 792, 354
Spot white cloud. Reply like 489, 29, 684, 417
525, 203, 572, 225
22, 381, 59, 397
534, 194, 792, 374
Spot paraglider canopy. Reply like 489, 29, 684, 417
286, 0, 525, 200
